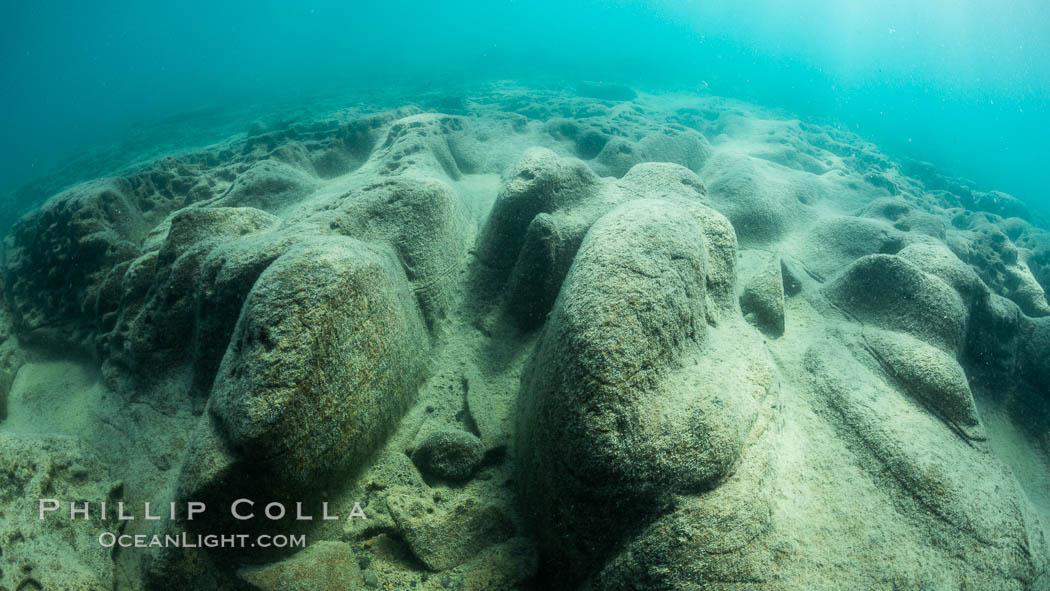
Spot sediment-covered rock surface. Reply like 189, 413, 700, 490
2, 83, 1049, 590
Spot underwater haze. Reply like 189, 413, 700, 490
2, 0, 1049, 217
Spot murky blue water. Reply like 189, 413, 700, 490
3, 0, 1048, 217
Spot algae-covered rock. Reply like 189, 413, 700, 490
6, 179, 152, 348
861, 197, 947, 239
897, 242, 985, 303
741, 255, 786, 336
477, 152, 712, 328
593, 128, 712, 177
410, 428, 484, 482
0, 338, 25, 420
516, 197, 778, 585
949, 219, 1050, 317
1020, 315, 1050, 390
369, 113, 479, 180
518, 198, 723, 496
308, 176, 467, 330
99, 206, 282, 399
803, 341, 1046, 588
798, 215, 912, 280
475, 147, 600, 275
215, 158, 319, 212
590, 451, 778, 590
971, 189, 1032, 221
210, 237, 429, 484
238, 541, 365, 591
702, 151, 808, 245
863, 328, 986, 441
825, 254, 967, 352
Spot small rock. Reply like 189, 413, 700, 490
780, 257, 804, 296
411, 429, 484, 481
362, 570, 379, 588
741, 256, 786, 336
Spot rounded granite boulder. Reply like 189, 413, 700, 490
515, 197, 775, 585
824, 254, 968, 353
209, 236, 430, 485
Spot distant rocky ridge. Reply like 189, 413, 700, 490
0, 82, 1048, 590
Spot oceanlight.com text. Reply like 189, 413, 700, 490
98, 532, 307, 549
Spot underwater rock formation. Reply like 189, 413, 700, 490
741, 255, 786, 336
209, 236, 429, 485
0, 433, 123, 590
410, 428, 485, 482
2, 84, 1049, 591
824, 253, 968, 353
514, 192, 779, 584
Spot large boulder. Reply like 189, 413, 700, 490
516, 197, 777, 584
98, 207, 282, 400
209, 237, 429, 485
474, 147, 599, 276
798, 215, 913, 280
474, 151, 712, 329
702, 152, 810, 245
804, 340, 1047, 588
367, 113, 481, 180
896, 242, 986, 304
824, 254, 968, 353
304, 176, 468, 330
